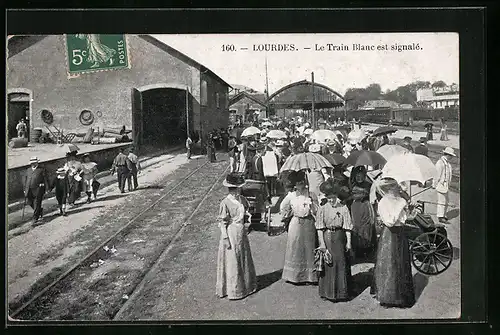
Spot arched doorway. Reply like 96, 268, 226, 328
131, 84, 194, 151
7, 90, 31, 140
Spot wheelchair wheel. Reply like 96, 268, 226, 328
410, 231, 453, 275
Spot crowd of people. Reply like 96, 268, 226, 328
215, 116, 457, 309
23, 146, 141, 224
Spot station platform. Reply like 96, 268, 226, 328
7, 142, 130, 170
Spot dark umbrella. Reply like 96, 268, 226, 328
346, 150, 387, 168
323, 153, 346, 166
372, 126, 398, 137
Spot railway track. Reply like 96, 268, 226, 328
10, 158, 229, 320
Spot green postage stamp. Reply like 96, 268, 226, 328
66, 34, 130, 75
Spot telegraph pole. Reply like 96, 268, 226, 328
186, 85, 189, 138
265, 54, 270, 118
311, 72, 316, 130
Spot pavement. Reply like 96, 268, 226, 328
7, 150, 204, 304
116, 178, 460, 320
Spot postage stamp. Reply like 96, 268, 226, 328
65, 34, 130, 75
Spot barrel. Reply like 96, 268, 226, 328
99, 137, 117, 144
9, 137, 29, 148
30, 128, 43, 142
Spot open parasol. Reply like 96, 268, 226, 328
310, 129, 340, 144
280, 152, 333, 173
381, 153, 437, 185
376, 144, 409, 161
261, 121, 273, 127
346, 150, 387, 168
323, 153, 346, 166
241, 126, 261, 138
372, 126, 398, 137
266, 129, 288, 140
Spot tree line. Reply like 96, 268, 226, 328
344, 80, 455, 110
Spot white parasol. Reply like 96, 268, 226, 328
347, 129, 366, 143
381, 153, 437, 185
310, 129, 341, 144
266, 129, 288, 140
376, 144, 410, 161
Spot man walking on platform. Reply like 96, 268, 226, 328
111, 147, 131, 193
433, 147, 456, 224
127, 147, 141, 191
414, 137, 429, 156
24, 156, 49, 224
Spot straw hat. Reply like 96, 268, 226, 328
56, 167, 66, 175
442, 147, 456, 157
29, 156, 39, 164
403, 136, 412, 142
275, 140, 285, 147
222, 173, 246, 188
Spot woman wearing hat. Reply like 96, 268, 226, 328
316, 180, 353, 302
370, 178, 417, 308
280, 170, 319, 284
228, 136, 239, 173
348, 166, 376, 259
216, 173, 257, 300
64, 150, 84, 206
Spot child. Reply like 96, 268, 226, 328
53, 167, 69, 216
186, 136, 193, 160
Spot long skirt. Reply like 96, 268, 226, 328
351, 200, 376, 255
216, 222, 257, 300
68, 179, 82, 204
282, 216, 318, 283
440, 129, 448, 141
371, 226, 415, 307
318, 229, 352, 301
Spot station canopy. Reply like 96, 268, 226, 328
267, 80, 345, 110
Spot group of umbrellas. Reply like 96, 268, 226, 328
280, 147, 436, 189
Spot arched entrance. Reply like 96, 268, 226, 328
7, 89, 32, 141
131, 83, 194, 151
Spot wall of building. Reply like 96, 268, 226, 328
7, 35, 201, 135
199, 72, 229, 137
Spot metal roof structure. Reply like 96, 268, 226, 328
267, 80, 345, 110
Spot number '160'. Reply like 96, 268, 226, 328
72, 49, 87, 66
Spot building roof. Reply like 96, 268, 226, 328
361, 99, 401, 109
229, 91, 267, 108
139, 35, 231, 88
8, 34, 232, 89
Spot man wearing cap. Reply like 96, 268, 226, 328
24, 157, 49, 224
433, 147, 456, 223
111, 147, 131, 193
400, 136, 414, 153
414, 137, 429, 157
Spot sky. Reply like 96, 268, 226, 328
152, 33, 459, 96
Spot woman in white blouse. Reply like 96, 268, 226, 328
370, 178, 417, 308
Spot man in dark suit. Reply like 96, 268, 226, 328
24, 156, 49, 224
414, 137, 429, 156
250, 143, 266, 182
400, 136, 414, 153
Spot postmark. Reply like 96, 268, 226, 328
65, 34, 130, 75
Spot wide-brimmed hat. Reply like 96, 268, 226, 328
29, 156, 39, 164
82, 153, 90, 158
56, 167, 66, 175
275, 140, 285, 147
222, 173, 246, 188
318, 118, 326, 124
403, 136, 412, 142
308, 144, 321, 153
419, 137, 427, 143
442, 147, 456, 157
260, 136, 268, 143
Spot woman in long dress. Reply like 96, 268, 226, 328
316, 181, 353, 301
349, 166, 376, 259
281, 170, 319, 284
440, 119, 449, 141
64, 151, 83, 206
216, 173, 257, 300
371, 179, 416, 308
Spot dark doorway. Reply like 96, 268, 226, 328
133, 87, 194, 150
8, 92, 30, 140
